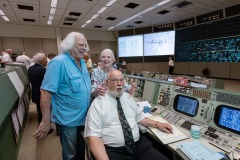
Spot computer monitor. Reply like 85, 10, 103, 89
214, 105, 240, 134
173, 95, 199, 117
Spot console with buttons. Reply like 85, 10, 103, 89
124, 74, 240, 159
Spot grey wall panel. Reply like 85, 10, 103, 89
23, 38, 43, 58
2, 37, 24, 55
208, 62, 230, 78
189, 62, 208, 76
158, 62, 168, 74
0, 37, 3, 52
99, 41, 111, 52
144, 63, 159, 72
173, 62, 189, 75
130, 63, 143, 72
230, 63, 240, 80
42, 38, 58, 55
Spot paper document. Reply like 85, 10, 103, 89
137, 101, 152, 109
177, 141, 224, 160
148, 116, 188, 144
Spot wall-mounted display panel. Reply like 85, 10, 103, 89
118, 35, 143, 57
175, 36, 240, 62
144, 31, 175, 56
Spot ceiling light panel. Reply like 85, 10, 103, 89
47, 20, 52, 25
2, 16, 10, 21
0, 9, 5, 16
51, 0, 58, 8
97, 7, 108, 14
90, 14, 99, 19
106, 0, 117, 7
50, 8, 56, 15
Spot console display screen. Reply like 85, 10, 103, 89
173, 95, 199, 117
218, 106, 240, 133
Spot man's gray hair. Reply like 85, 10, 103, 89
60, 32, 89, 53
33, 52, 46, 63
100, 49, 115, 62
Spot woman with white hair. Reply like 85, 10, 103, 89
91, 48, 136, 98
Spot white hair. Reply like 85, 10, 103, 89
60, 32, 89, 53
100, 49, 116, 62
33, 52, 46, 63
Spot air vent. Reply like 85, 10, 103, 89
158, 10, 170, 14
106, 17, 117, 21
18, 4, 33, 11
126, 25, 134, 27
64, 17, 78, 22
173, 1, 192, 8
69, 12, 81, 16
63, 22, 73, 25
94, 26, 102, 28
135, 21, 143, 24
125, 3, 139, 9
23, 18, 35, 22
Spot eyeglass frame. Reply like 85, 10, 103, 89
108, 78, 125, 84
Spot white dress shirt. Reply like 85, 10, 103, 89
1, 52, 12, 63
169, 59, 174, 66
84, 92, 144, 147
16, 55, 31, 66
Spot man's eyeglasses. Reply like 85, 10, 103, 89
108, 79, 124, 84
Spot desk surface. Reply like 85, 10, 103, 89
144, 114, 240, 160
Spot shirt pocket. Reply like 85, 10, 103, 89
70, 75, 82, 92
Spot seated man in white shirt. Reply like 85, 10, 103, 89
85, 70, 173, 160
1, 51, 12, 63
16, 52, 31, 67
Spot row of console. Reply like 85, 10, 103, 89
124, 74, 240, 159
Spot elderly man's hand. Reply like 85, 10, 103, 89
33, 121, 51, 140
92, 83, 107, 97
128, 83, 137, 95
156, 122, 173, 134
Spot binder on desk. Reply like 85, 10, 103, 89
177, 141, 224, 160
148, 116, 189, 144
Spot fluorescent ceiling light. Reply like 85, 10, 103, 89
97, 7, 107, 14
47, 20, 52, 25
0, 9, 5, 16
156, 0, 171, 6
81, 24, 87, 27
106, 0, 116, 7
50, 8, 56, 15
114, 0, 171, 27
90, 14, 99, 20
48, 15, 54, 20
2, 16, 10, 21
108, 27, 114, 30
86, 19, 92, 24
51, 0, 58, 8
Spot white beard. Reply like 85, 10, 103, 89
107, 87, 124, 97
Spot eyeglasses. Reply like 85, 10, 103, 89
108, 78, 124, 84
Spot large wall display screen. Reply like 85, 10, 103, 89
144, 31, 175, 56
118, 35, 143, 57
175, 36, 240, 62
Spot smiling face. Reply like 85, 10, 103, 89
71, 35, 88, 60
107, 70, 125, 97
100, 49, 115, 69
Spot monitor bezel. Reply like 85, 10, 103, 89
173, 94, 199, 117
214, 105, 240, 134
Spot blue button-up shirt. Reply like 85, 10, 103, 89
41, 52, 91, 126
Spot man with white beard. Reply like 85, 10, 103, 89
85, 70, 172, 160
33, 32, 91, 160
